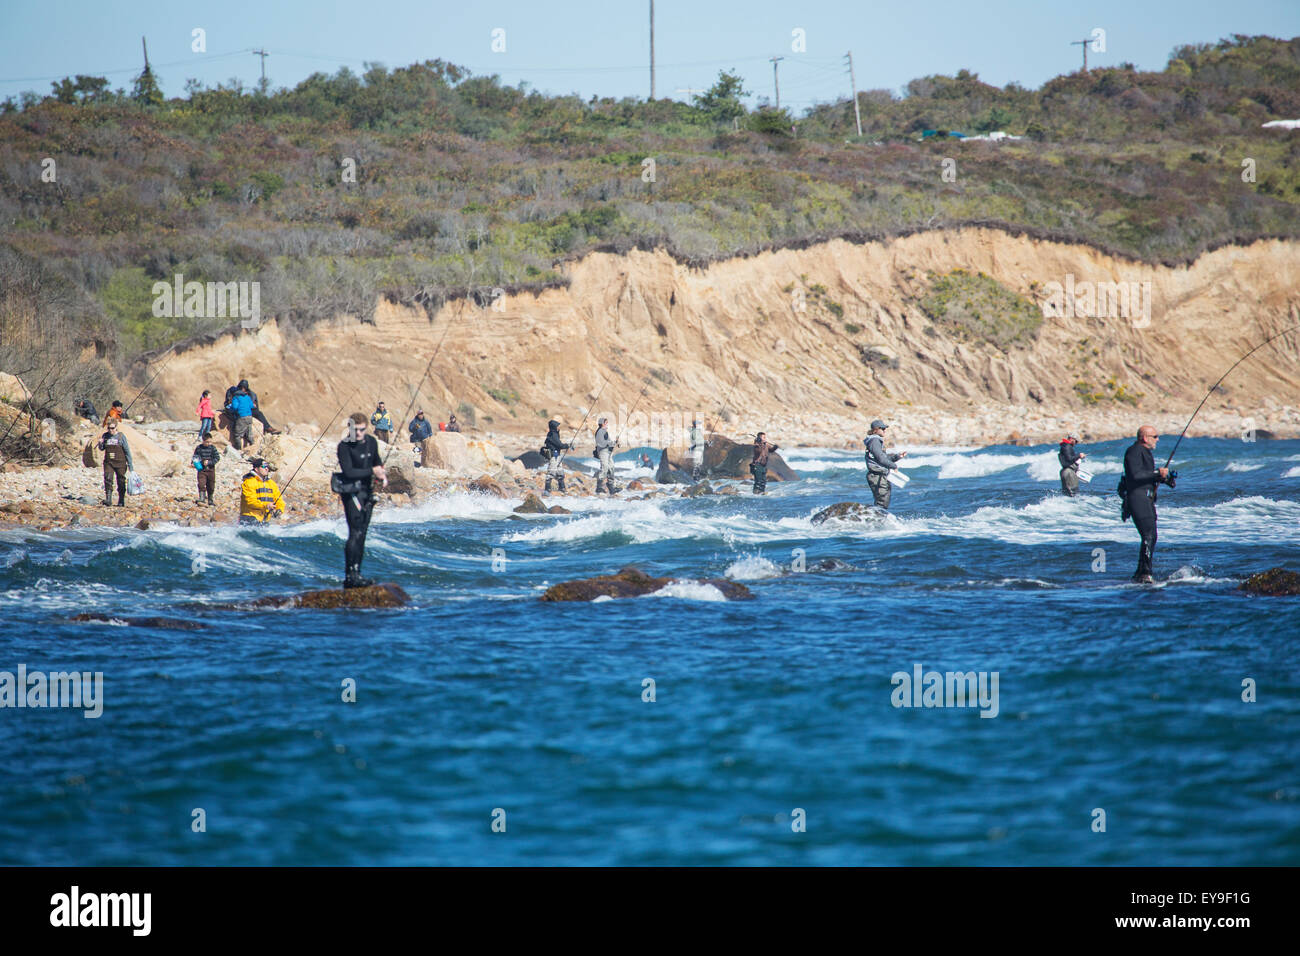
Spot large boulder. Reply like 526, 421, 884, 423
0, 372, 31, 405
541, 565, 754, 602
111, 422, 175, 476
421, 432, 471, 472
1239, 568, 1300, 596
811, 501, 887, 524
465, 438, 505, 474
512, 450, 547, 470
656, 433, 798, 483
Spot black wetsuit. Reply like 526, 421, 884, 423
1059, 442, 1083, 497
1123, 440, 1163, 581
338, 434, 381, 584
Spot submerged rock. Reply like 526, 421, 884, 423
71, 613, 206, 630
541, 565, 753, 602
514, 492, 548, 514
244, 583, 411, 609
683, 480, 714, 497
1239, 568, 1300, 596
811, 501, 887, 524
547, 505, 571, 514
468, 475, 509, 498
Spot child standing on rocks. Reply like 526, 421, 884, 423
198, 390, 214, 439
192, 432, 220, 505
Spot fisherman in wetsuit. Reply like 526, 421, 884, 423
751, 432, 779, 494
1121, 425, 1171, 584
542, 419, 571, 494
337, 413, 388, 588
863, 419, 907, 510
593, 416, 617, 496
1059, 434, 1087, 497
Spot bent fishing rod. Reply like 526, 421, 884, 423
383, 312, 457, 468
557, 376, 610, 465
1164, 323, 1300, 469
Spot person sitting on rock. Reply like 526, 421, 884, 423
192, 432, 220, 505
228, 387, 256, 450
97, 418, 134, 507
751, 432, 779, 495
408, 410, 433, 444
238, 458, 284, 525
542, 419, 571, 494
445, 414, 462, 433
225, 379, 281, 436
101, 400, 125, 428
73, 398, 99, 423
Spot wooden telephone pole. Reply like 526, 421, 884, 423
649, 1, 655, 99
845, 51, 862, 137
1070, 37, 1090, 72
770, 55, 784, 109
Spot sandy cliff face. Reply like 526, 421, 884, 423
145, 228, 1300, 448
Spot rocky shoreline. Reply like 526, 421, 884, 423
1, 402, 1293, 534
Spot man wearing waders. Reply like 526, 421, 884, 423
97, 418, 134, 507
593, 417, 617, 496
751, 433, 779, 494
1059, 434, 1086, 497
1121, 425, 1169, 584
542, 419, 571, 494
863, 419, 906, 510
337, 413, 388, 589
688, 419, 704, 480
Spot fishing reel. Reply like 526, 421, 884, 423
1163, 469, 1178, 489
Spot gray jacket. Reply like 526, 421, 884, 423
594, 425, 615, 453
864, 434, 900, 475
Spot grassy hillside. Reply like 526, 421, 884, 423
1, 33, 1298, 398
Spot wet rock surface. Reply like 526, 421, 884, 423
811, 501, 887, 524
514, 492, 547, 513
1239, 568, 1300, 596
216, 583, 412, 609
71, 613, 206, 630
541, 565, 753, 602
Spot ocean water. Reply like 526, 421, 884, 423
2, 437, 1298, 866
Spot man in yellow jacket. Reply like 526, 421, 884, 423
238, 458, 285, 525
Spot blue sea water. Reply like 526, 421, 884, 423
1, 436, 1298, 866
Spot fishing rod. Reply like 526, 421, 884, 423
611, 377, 652, 448
383, 313, 456, 467
1164, 323, 1300, 469
709, 350, 747, 432
557, 376, 609, 465
253, 387, 358, 520
122, 346, 177, 417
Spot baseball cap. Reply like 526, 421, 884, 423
871, 419, 888, 430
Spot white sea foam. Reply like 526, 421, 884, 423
652, 580, 729, 602
1224, 462, 1264, 472
725, 554, 783, 580
1283, 466, 1300, 478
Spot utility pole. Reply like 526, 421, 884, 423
845, 51, 862, 137
676, 87, 706, 101
1070, 37, 1090, 72
252, 48, 269, 93
649, 1, 655, 100
770, 55, 784, 109
141, 36, 150, 73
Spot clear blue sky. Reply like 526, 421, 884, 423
2, 0, 1297, 109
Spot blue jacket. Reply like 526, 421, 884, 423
230, 392, 254, 418
408, 417, 433, 442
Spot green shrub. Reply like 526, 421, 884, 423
918, 269, 1043, 349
